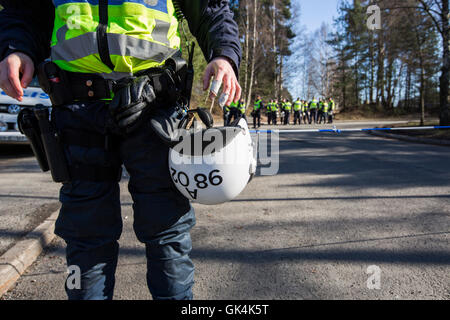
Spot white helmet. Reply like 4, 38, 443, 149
169, 118, 257, 205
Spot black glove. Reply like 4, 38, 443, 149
150, 107, 214, 148
149, 104, 187, 148
109, 75, 156, 134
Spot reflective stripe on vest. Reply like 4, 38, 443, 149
294, 101, 301, 111
254, 100, 262, 111
284, 102, 292, 111
310, 100, 318, 109
51, 0, 181, 78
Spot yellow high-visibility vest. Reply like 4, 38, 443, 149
51, 0, 181, 79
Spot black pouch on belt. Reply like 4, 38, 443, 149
17, 108, 50, 172
33, 105, 71, 183
37, 61, 74, 107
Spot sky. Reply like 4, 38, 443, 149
296, 0, 340, 33
285, 0, 341, 98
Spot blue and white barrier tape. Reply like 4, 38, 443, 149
250, 126, 450, 134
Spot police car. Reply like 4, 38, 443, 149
0, 78, 51, 142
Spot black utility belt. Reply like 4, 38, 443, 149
38, 62, 113, 106
37, 61, 181, 107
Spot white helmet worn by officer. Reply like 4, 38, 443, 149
169, 118, 257, 205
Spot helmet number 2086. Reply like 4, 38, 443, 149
170, 168, 224, 200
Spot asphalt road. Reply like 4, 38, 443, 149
0, 145, 60, 256
1, 120, 449, 300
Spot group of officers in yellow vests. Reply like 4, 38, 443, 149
223, 96, 336, 128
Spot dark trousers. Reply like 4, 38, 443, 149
293, 111, 301, 125
303, 111, 310, 124
252, 110, 261, 128
267, 111, 272, 125
317, 111, 323, 124
53, 101, 195, 300
320, 112, 328, 124
284, 111, 291, 125
309, 109, 318, 124
271, 111, 278, 125
229, 108, 239, 124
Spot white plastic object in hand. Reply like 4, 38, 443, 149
218, 92, 229, 107
210, 80, 222, 96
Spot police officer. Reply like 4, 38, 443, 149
272, 99, 279, 125
293, 98, 302, 125
328, 97, 335, 124
320, 100, 330, 124
317, 99, 324, 124
309, 97, 319, 124
302, 100, 310, 124
252, 95, 262, 129
317, 99, 323, 124
283, 99, 292, 125
238, 98, 247, 121
229, 100, 240, 124
267, 99, 273, 125
280, 98, 285, 125
0, 0, 241, 300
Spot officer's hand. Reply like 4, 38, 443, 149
0, 53, 35, 102
203, 57, 241, 106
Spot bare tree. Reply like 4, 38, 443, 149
272, 0, 278, 98
246, 0, 258, 106
380, 0, 449, 124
